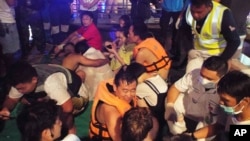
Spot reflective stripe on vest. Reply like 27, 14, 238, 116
186, 2, 227, 55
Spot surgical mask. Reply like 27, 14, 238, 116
220, 101, 245, 115
200, 77, 216, 89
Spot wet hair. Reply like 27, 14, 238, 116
217, 71, 250, 103
202, 56, 228, 77
131, 22, 152, 40
121, 107, 153, 141
119, 14, 131, 28
17, 100, 60, 141
114, 65, 138, 86
7, 61, 37, 86
190, 0, 212, 7
74, 40, 90, 54
126, 62, 147, 79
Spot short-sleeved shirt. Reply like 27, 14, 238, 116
174, 69, 222, 123
136, 75, 168, 106
77, 23, 102, 50
9, 72, 88, 105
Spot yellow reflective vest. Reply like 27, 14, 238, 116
186, 1, 228, 56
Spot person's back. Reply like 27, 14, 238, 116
128, 22, 172, 80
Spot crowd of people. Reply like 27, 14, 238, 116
0, 0, 250, 141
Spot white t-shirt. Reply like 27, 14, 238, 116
0, 0, 15, 23
9, 72, 88, 105
79, 0, 98, 11
225, 115, 250, 132
174, 69, 221, 123
62, 134, 81, 141
136, 75, 168, 106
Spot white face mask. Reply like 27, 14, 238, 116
200, 77, 216, 89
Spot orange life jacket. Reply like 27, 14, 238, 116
89, 79, 137, 140
133, 38, 171, 72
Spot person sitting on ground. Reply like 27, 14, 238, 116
89, 65, 138, 141
16, 99, 81, 141
126, 62, 168, 140
128, 21, 172, 81
55, 40, 114, 100
165, 56, 228, 136
121, 107, 155, 141
54, 11, 102, 53
0, 61, 89, 135
61, 41, 110, 82
104, 27, 135, 73
179, 70, 250, 141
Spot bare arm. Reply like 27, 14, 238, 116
192, 123, 224, 139
0, 96, 19, 120
103, 105, 122, 141
60, 98, 76, 134
78, 55, 109, 67
61, 31, 83, 44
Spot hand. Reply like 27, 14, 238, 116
54, 44, 65, 54
165, 103, 177, 121
0, 108, 11, 120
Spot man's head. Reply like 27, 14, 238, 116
217, 71, 250, 114
113, 66, 137, 103
121, 107, 153, 141
126, 62, 147, 83
81, 11, 94, 27
190, 0, 212, 21
74, 40, 90, 54
200, 56, 228, 89
17, 100, 62, 141
128, 22, 149, 44
7, 61, 38, 94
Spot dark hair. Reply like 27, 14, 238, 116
217, 71, 250, 103
74, 40, 90, 54
190, 0, 212, 7
17, 100, 60, 141
7, 61, 38, 86
80, 11, 94, 20
121, 107, 153, 141
116, 27, 129, 38
126, 62, 146, 79
114, 65, 138, 86
119, 14, 131, 28
80, 11, 94, 25
131, 22, 150, 40
202, 56, 228, 77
